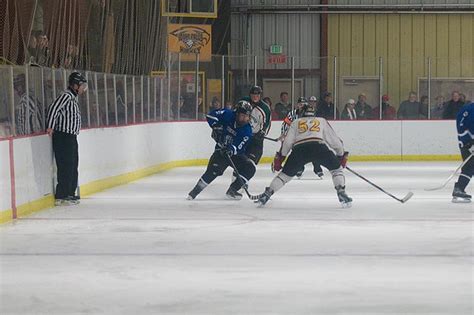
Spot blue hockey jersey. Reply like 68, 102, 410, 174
207, 109, 253, 155
456, 102, 474, 148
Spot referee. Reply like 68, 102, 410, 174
46, 72, 87, 206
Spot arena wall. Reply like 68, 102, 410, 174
0, 120, 460, 223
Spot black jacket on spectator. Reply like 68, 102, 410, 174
274, 102, 290, 119
355, 102, 373, 119
442, 100, 464, 119
398, 100, 422, 119
316, 101, 338, 119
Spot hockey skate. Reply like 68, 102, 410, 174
187, 179, 207, 200
226, 187, 243, 200
452, 186, 472, 203
296, 170, 303, 179
256, 187, 274, 207
336, 186, 352, 208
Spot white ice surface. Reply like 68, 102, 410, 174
0, 162, 473, 315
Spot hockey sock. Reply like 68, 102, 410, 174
269, 172, 292, 194
330, 167, 345, 188
455, 174, 471, 191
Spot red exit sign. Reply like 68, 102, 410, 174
267, 55, 287, 64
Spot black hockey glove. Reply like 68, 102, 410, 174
211, 124, 223, 143
254, 129, 266, 140
219, 144, 237, 157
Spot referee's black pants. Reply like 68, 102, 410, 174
53, 131, 78, 199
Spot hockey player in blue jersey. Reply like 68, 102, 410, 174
187, 101, 255, 200
452, 102, 474, 203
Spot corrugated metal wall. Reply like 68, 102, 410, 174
231, 13, 321, 70
328, 0, 473, 4
328, 13, 474, 108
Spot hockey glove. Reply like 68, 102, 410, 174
466, 140, 474, 154
254, 129, 266, 141
272, 152, 285, 172
338, 151, 349, 168
220, 144, 237, 157
211, 124, 223, 143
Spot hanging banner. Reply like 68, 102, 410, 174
168, 24, 212, 62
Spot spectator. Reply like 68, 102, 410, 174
355, 93, 373, 119
398, 91, 422, 119
263, 96, 278, 120
13, 74, 43, 135
317, 91, 338, 119
430, 95, 446, 119
373, 94, 396, 120
443, 91, 464, 119
308, 96, 318, 112
460, 93, 467, 104
340, 99, 357, 120
210, 96, 221, 110
274, 92, 291, 119
224, 101, 233, 110
35, 33, 49, 66
420, 95, 429, 119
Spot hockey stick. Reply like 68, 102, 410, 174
224, 153, 260, 201
346, 166, 414, 203
424, 153, 473, 191
206, 114, 219, 122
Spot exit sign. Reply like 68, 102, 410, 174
268, 54, 287, 64
270, 45, 282, 55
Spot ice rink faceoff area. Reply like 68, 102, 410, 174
0, 162, 473, 314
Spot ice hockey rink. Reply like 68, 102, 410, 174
0, 161, 472, 314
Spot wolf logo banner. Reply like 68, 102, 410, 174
168, 24, 212, 61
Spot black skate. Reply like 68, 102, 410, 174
226, 187, 243, 200
256, 187, 274, 207
187, 179, 207, 200
336, 186, 352, 208
452, 186, 472, 203
296, 170, 303, 179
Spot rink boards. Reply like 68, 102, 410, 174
0, 120, 460, 223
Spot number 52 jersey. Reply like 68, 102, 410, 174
281, 116, 345, 157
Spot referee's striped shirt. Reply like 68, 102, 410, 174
16, 93, 43, 135
46, 87, 81, 135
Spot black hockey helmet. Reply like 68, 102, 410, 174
301, 106, 315, 117
249, 85, 262, 95
234, 100, 252, 116
68, 72, 87, 86
297, 96, 308, 104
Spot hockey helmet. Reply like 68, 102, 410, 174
309, 96, 318, 102
249, 85, 262, 95
234, 100, 252, 116
68, 72, 87, 86
297, 96, 308, 104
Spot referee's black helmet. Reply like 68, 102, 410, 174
68, 72, 87, 86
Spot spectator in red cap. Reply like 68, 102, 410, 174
373, 94, 396, 120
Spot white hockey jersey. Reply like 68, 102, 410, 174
281, 116, 344, 157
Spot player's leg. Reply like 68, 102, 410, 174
312, 162, 324, 178
226, 155, 256, 200
452, 147, 473, 203
318, 148, 352, 207
187, 152, 228, 200
246, 137, 264, 165
258, 145, 310, 205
